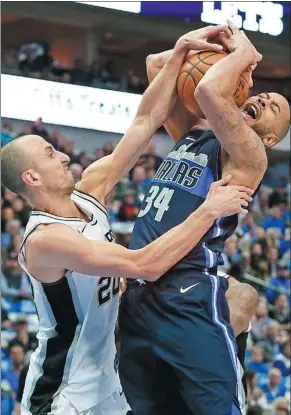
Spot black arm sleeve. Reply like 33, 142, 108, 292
16, 364, 29, 403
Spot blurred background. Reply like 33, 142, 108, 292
1, 2, 290, 414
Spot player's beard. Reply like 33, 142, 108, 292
45, 176, 76, 198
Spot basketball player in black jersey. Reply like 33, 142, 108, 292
119, 22, 290, 415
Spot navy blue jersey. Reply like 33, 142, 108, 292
129, 129, 238, 272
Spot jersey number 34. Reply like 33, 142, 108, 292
138, 186, 174, 222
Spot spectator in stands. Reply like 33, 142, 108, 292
117, 191, 139, 222
241, 212, 256, 234
49, 130, 63, 150
31, 117, 49, 140
2, 187, 16, 203
279, 228, 290, 258
280, 247, 291, 272
1, 207, 15, 236
1, 266, 24, 301
4, 344, 25, 397
2, 48, 18, 72
1, 305, 10, 329
267, 245, 280, 278
94, 148, 105, 160
10, 197, 30, 228
247, 346, 269, 376
259, 368, 286, 408
273, 397, 290, 415
129, 165, 148, 204
79, 152, 92, 169
61, 72, 72, 83
245, 370, 264, 407
9, 317, 37, 353
269, 294, 290, 325
266, 265, 291, 304
269, 187, 288, 210
273, 340, 290, 378
64, 140, 79, 164
2, 219, 22, 262
250, 243, 266, 276
4, 219, 22, 246
2, 241, 31, 302
263, 205, 286, 235
71, 59, 88, 85
1, 121, 16, 146
69, 163, 83, 183
1, 378, 16, 415
100, 60, 120, 90
103, 142, 114, 156
19, 42, 52, 76
127, 70, 144, 94
88, 60, 102, 87
257, 321, 280, 363
266, 227, 280, 249
246, 405, 264, 415
17, 124, 32, 138
143, 143, 163, 170
223, 235, 240, 270
252, 226, 267, 246
251, 302, 271, 342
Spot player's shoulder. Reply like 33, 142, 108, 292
27, 223, 77, 253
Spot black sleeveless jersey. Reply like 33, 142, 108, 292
129, 130, 238, 274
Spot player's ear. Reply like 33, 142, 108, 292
262, 133, 278, 148
22, 169, 42, 188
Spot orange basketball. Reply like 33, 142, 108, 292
177, 51, 249, 118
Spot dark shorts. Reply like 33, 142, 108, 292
119, 271, 241, 415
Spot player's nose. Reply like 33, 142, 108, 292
257, 97, 268, 110
60, 152, 71, 165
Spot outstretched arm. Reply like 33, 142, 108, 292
26, 176, 253, 284
194, 22, 266, 189
78, 25, 231, 203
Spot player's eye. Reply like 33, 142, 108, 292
270, 105, 277, 116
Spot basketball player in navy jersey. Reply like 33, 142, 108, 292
119, 22, 290, 415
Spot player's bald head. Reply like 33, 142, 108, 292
1, 135, 40, 196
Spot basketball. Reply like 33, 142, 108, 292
177, 51, 249, 118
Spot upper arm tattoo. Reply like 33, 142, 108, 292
216, 100, 267, 173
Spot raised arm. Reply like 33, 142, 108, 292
78, 25, 231, 203
146, 49, 198, 143
146, 25, 232, 142
194, 22, 266, 189
26, 176, 253, 284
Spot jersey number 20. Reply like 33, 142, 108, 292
138, 186, 174, 222
98, 278, 119, 306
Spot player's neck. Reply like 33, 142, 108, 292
32, 192, 83, 219
191, 119, 210, 131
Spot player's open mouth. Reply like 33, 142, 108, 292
241, 103, 260, 121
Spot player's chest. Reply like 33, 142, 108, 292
82, 216, 114, 244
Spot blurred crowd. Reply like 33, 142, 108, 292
2, 46, 147, 94
1, 119, 290, 415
